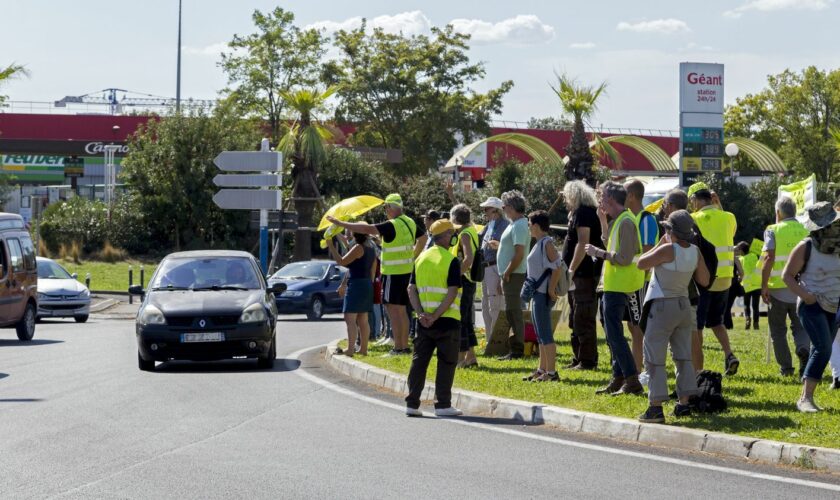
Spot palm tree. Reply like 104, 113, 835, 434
278, 86, 338, 261
550, 73, 607, 184
0, 63, 29, 104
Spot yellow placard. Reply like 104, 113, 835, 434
778, 174, 816, 217
683, 158, 702, 171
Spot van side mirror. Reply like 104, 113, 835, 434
269, 282, 287, 294
128, 284, 144, 295
71, 273, 78, 279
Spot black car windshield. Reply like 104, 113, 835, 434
37, 260, 72, 279
151, 257, 261, 290
271, 262, 330, 280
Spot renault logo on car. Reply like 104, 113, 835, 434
199, 319, 206, 328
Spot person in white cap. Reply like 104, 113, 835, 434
478, 196, 509, 340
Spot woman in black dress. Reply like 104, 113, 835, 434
327, 233, 375, 356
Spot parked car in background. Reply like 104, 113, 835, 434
268, 261, 347, 320
36, 257, 91, 323
0, 213, 38, 341
131, 250, 284, 371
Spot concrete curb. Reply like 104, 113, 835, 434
324, 340, 840, 473
89, 299, 119, 313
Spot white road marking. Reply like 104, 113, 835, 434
288, 345, 840, 493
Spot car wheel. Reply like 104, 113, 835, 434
74, 315, 89, 323
257, 336, 276, 370
15, 304, 36, 341
306, 296, 325, 320
138, 352, 155, 372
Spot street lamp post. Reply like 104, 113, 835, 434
725, 143, 740, 182
176, 0, 182, 113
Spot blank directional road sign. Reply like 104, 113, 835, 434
213, 189, 282, 210
213, 174, 282, 188
213, 151, 282, 172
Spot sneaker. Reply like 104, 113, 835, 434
522, 369, 543, 381
497, 353, 523, 361
796, 348, 809, 378
753, 320, 759, 330
724, 353, 740, 376
638, 405, 666, 424
385, 349, 401, 357
563, 361, 580, 369
434, 407, 463, 417
673, 403, 692, 417
796, 398, 820, 413
596, 377, 625, 395
536, 371, 560, 382
780, 368, 795, 377
831, 378, 840, 390
406, 407, 423, 417
744, 319, 751, 330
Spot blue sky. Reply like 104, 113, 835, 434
3, 0, 839, 130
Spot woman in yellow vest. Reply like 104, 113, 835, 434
737, 241, 762, 330
450, 204, 479, 368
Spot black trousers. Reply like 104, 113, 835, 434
405, 324, 460, 410
568, 277, 599, 368
459, 280, 478, 352
743, 290, 761, 322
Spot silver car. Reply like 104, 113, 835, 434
36, 257, 91, 323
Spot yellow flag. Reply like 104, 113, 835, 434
778, 174, 816, 217
645, 197, 664, 214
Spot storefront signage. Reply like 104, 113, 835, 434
679, 62, 725, 185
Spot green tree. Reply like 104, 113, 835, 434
550, 74, 606, 184
526, 116, 572, 130
725, 66, 840, 182
0, 63, 29, 104
324, 24, 513, 175
278, 86, 337, 260
318, 147, 394, 200
219, 7, 326, 140
121, 105, 261, 251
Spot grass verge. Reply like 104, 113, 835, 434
56, 259, 158, 292
342, 320, 840, 449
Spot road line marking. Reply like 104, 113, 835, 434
287, 345, 840, 493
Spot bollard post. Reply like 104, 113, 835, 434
128, 265, 134, 305
140, 265, 146, 301
85, 272, 91, 289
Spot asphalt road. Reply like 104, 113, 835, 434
1, 313, 840, 499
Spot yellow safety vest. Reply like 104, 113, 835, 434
691, 207, 736, 279
381, 214, 416, 275
450, 225, 479, 283
739, 253, 761, 293
602, 209, 644, 293
634, 210, 659, 281
765, 219, 809, 289
415, 246, 461, 321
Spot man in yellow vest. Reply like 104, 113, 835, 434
689, 184, 740, 376
624, 179, 659, 372
585, 181, 644, 395
760, 195, 810, 377
405, 220, 464, 417
328, 193, 417, 356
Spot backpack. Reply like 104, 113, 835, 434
467, 230, 485, 282
689, 370, 727, 413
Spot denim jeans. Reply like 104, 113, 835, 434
530, 292, 556, 345
600, 292, 638, 379
797, 301, 838, 381
368, 303, 383, 340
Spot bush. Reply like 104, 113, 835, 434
39, 197, 108, 255
485, 158, 567, 223
93, 241, 127, 263
58, 241, 82, 264
108, 195, 153, 255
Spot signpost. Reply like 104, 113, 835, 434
679, 62, 725, 187
212, 140, 282, 273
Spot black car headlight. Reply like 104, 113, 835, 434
138, 304, 167, 325
239, 303, 267, 324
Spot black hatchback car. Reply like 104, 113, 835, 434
131, 250, 285, 371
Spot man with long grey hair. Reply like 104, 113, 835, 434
561, 180, 603, 370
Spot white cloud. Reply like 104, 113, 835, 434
182, 42, 228, 57
569, 42, 596, 49
616, 18, 691, 35
449, 15, 554, 45
307, 11, 431, 37
724, 0, 833, 18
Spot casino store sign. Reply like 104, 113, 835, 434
84, 142, 130, 154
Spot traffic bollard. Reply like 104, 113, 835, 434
85, 273, 91, 289
140, 265, 146, 301
128, 266, 134, 305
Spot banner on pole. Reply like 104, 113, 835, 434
778, 174, 816, 219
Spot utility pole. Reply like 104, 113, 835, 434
176, 0, 182, 113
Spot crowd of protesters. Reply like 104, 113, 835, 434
324, 179, 840, 422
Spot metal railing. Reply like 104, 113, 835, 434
490, 120, 678, 138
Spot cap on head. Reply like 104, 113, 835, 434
687, 182, 710, 198
662, 209, 694, 241
384, 193, 403, 208
480, 196, 503, 210
429, 220, 455, 237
